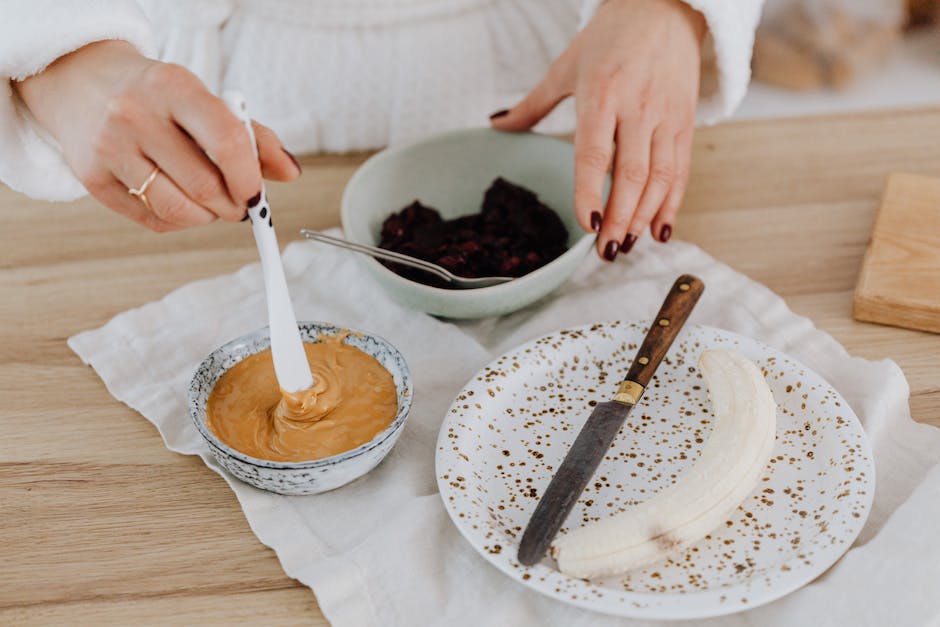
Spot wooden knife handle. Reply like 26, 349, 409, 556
618, 275, 704, 398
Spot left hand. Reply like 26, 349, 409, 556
490, 0, 706, 261
14, 40, 300, 232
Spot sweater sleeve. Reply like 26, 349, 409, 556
136, 0, 233, 94
0, 0, 156, 201
579, 0, 766, 125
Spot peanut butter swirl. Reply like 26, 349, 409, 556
207, 334, 397, 462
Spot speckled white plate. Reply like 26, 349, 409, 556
436, 321, 875, 620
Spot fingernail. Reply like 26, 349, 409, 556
660, 224, 672, 243
282, 147, 301, 173
621, 232, 637, 254
603, 240, 619, 261
489, 109, 509, 120
247, 191, 262, 209
240, 212, 250, 222
590, 211, 602, 232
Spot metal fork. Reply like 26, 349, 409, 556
299, 230, 515, 289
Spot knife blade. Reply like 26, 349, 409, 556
517, 274, 705, 567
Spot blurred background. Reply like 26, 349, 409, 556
739, 0, 940, 119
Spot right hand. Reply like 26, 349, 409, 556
14, 40, 301, 232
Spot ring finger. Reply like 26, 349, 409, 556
624, 126, 675, 249
113, 154, 218, 228
90, 175, 184, 232
599, 118, 653, 260
138, 121, 243, 221
651, 127, 693, 242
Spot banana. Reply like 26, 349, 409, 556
550, 349, 777, 579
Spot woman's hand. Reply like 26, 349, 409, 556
490, 0, 706, 260
15, 40, 300, 232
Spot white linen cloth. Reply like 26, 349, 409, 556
0, 0, 764, 201
69, 232, 940, 627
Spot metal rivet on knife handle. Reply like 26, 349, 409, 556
622, 275, 704, 390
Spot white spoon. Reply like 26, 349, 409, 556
222, 91, 314, 394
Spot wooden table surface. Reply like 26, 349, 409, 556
2, 108, 939, 625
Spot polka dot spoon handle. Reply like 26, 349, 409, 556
222, 91, 314, 394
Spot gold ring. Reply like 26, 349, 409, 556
128, 166, 160, 212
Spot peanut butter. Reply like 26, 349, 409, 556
207, 335, 397, 462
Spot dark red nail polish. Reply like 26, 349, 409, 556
603, 240, 619, 261
240, 212, 250, 222
660, 224, 672, 242
247, 192, 262, 208
621, 232, 637, 254
590, 211, 602, 232
282, 147, 301, 173
489, 109, 509, 120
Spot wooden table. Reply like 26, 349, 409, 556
2, 108, 939, 625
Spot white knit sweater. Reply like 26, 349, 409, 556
0, 0, 764, 201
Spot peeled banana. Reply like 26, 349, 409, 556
551, 349, 777, 579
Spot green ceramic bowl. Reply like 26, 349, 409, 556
341, 128, 600, 319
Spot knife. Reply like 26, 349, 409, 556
516, 274, 705, 567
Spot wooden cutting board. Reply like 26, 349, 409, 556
854, 172, 940, 334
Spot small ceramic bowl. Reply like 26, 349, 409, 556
341, 128, 603, 319
189, 321, 412, 496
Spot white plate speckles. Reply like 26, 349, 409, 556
435, 322, 875, 620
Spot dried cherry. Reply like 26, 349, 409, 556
377, 178, 569, 288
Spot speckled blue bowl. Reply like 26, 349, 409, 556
189, 321, 412, 496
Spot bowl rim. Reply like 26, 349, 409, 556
189, 321, 413, 470
340, 127, 596, 298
